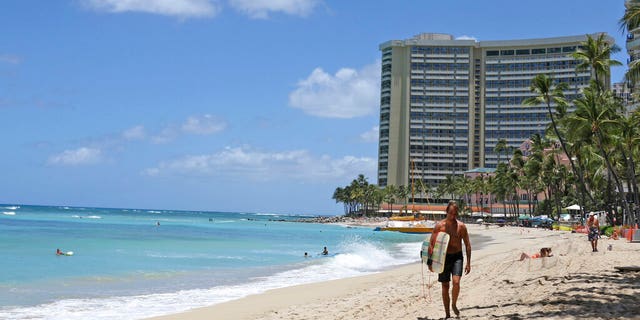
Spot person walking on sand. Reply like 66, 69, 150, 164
587, 213, 600, 252
427, 200, 471, 319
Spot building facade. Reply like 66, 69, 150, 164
624, 0, 640, 112
377, 33, 611, 191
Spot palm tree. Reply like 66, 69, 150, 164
567, 83, 632, 222
523, 74, 589, 217
541, 151, 566, 219
494, 138, 508, 165
332, 187, 348, 214
397, 185, 410, 215
620, 0, 640, 32
571, 33, 622, 92
440, 175, 458, 201
511, 149, 525, 217
492, 162, 510, 218
382, 185, 397, 216
523, 134, 546, 215
619, 110, 640, 223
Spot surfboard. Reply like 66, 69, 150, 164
65, 251, 74, 256
421, 232, 450, 273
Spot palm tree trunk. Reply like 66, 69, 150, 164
595, 131, 632, 223
527, 188, 533, 215
546, 102, 592, 218
622, 149, 640, 225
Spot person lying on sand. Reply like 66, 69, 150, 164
519, 247, 552, 261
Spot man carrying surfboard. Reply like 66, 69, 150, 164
427, 200, 471, 319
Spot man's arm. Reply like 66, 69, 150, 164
428, 222, 440, 255
462, 223, 471, 274
425, 222, 441, 270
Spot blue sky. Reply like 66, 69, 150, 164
0, 0, 629, 215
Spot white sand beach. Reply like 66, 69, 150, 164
147, 224, 640, 320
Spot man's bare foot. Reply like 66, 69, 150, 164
452, 305, 460, 317
444, 314, 451, 319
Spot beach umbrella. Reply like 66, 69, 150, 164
564, 204, 582, 210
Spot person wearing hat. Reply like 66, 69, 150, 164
587, 212, 600, 252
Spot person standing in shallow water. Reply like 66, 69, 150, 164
427, 200, 471, 319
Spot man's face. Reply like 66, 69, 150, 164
446, 206, 458, 220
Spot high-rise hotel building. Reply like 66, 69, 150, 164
625, 0, 640, 113
377, 33, 611, 190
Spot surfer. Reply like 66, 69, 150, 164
56, 248, 63, 255
322, 247, 328, 255
427, 200, 471, 319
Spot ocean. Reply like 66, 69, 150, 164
0, 204, 426, 320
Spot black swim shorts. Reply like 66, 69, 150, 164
438, 251, 463, 282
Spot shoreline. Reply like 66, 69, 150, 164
146, 225, 640, 320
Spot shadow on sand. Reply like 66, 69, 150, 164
436, 270, 640, 319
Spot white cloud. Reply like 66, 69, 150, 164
455, 35, 477, 41
122, 125, 146, 141
143, 145, 376, 182
229, 0, 320, 19
151, 126, 179, 144
289, 62, 380, 118
0, 54, 22, 65
149, 114, 227, 143
360, 126, 379, 143
48, 147, 102, 166
181, 114, 227, 135
82, 0, 221, 18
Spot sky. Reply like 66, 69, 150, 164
0, 0, 630, 215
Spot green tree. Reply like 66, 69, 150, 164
494, 138, 509, 166
523, 74, 590, 217
382, 185, 398, 216
567, 84, 632, 221
571, 33, 621, 91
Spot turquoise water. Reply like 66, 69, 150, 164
0, 204, 425, 320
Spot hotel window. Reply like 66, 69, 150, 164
500, 50, 515, 56
486, 50, 499, 56
532, 48, 546, 54
516, 49, 530, 55
562, 46, 577, 53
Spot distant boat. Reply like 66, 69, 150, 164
374, 216, 435, 234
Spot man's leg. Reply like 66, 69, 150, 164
441, 281, 450, 318
451, 275, 461, 317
